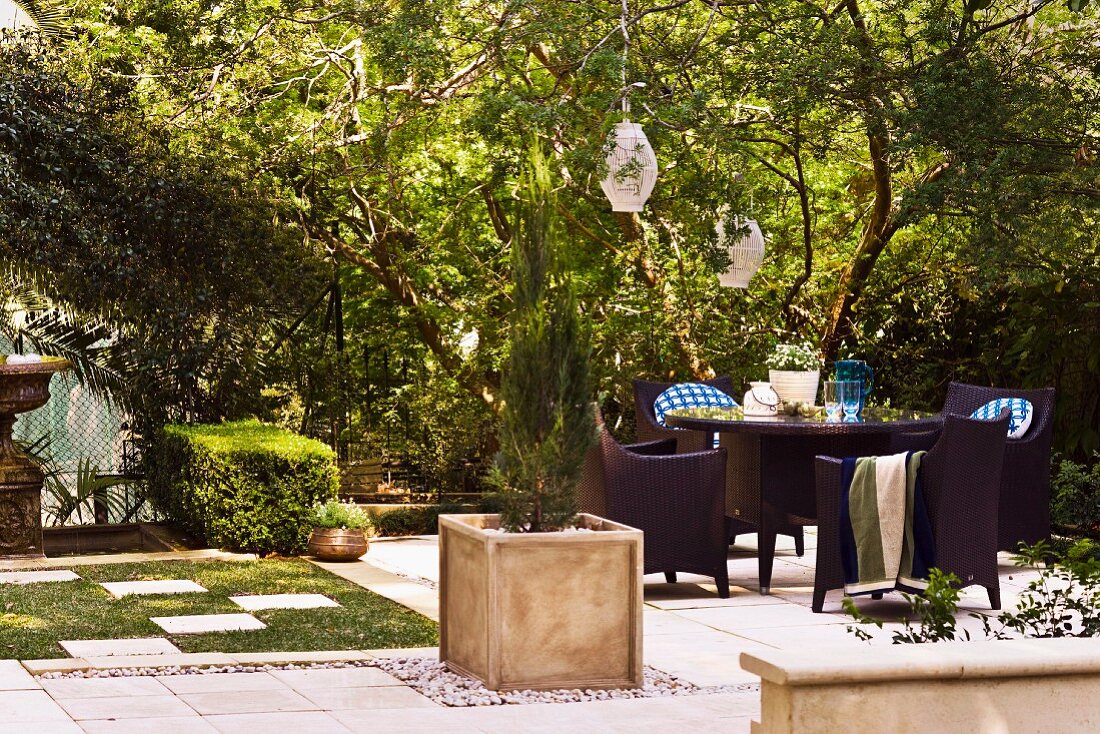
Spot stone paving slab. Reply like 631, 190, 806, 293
56, 694, 196, 721
229, 594, 340, 611
59, 638, 182, 658
203, 711, 354, 734
99, 579, 207, 598
0, 689, 72, 723
0, 570, 79, 585
267, 667, 403, 689
157, 672, 288, 695
151, 614, 266, 634
298, 686, 438, 711
179, 689, 318, 716
40, 677, 169, 700
0, 722, 83, 734
0, 660, 39, 690
78, 715, 218, 733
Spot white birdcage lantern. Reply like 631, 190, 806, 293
716, 213, 765, 288
601, 121, 658, 212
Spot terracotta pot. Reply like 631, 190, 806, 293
308, 527, 368, 561
439, 513, 644, 692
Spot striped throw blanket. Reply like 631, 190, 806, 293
839, 451, 935, 596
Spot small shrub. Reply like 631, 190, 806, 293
312, 499, 371, 531
374, 507, 429, 537
844, 540, 1100, 643
1050, 454, 1100, 533
145, 419, 338, 554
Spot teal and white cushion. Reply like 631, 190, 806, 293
970, 398, 1033, 439
653, 383, 737, 427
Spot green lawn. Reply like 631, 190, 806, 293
0, 559, 438, 660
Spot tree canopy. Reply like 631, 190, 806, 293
6, 0, 1099, 463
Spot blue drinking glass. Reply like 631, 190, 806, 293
840, 380, 861, 419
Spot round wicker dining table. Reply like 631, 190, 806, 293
664, 406, 943, 593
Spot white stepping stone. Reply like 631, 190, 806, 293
0, 570, 80, 585
60, 638, 182, 658
229, 594, 341, 611
99, 580, 207, 598
150, 613, 266, 634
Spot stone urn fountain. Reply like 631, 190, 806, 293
0, 356, 71, 558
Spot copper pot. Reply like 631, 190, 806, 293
308, 527, 368, 561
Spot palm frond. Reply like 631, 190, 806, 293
2, 0, 72, 37
43, 459, 131, 526
0, 265, 127, 399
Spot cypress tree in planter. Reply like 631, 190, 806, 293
438, 149, 643, 692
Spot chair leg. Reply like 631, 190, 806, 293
664, 571, 677, 584
812, 586, 827, 613
794, 528, 805, 557
758, 516, 778, 595
987, 585, 1001, 611
715, 569, 730, 599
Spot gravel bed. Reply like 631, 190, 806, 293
37, 657, 757, 706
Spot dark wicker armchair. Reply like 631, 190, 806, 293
943, 383, 1056, 551
633, 377, 805, 556
600, 430, 732, 598
812, 412, 1010, 613
634, 377, 737, 453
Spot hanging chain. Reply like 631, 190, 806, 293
620, 0, 630, 116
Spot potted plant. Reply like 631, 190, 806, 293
438, 148, 643, 692
767, 341, 823, 405
308, 499, 371, 561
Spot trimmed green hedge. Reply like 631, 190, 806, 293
146, 420, 338, 554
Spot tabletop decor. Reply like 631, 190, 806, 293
767, 342, 822, 405
834, 359, 874, 414
743, 381, 781, 417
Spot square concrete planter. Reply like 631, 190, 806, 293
439, 513, 643, 692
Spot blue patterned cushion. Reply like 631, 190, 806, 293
970, 398, 1033, 439
653, 383, 737, 427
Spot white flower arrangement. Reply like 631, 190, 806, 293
766, 342, 822, 372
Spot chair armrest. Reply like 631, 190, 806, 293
623, 438, 678, 457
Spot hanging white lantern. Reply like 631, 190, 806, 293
601, 121, 658, 212
716, 214, 765, 288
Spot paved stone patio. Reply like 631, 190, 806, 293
0, 530, 1042, 732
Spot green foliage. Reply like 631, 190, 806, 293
491, 148, 595, 533
0, 36, 322, 429
42, 459, 132, 527
843, 569, 968, 644
26, 0, 1100, 469
311, 499, 371, 531
845, 542, 1100, 644
982, 540, 1100, 639
1050, 455, 1100, 532
373, 508, 430, 537
146, 420, 338, 555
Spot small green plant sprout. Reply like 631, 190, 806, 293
766, 342, 822, 372
981, 539, 1100, 639
843, 569, 969, 644
312, 499, 371, 531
